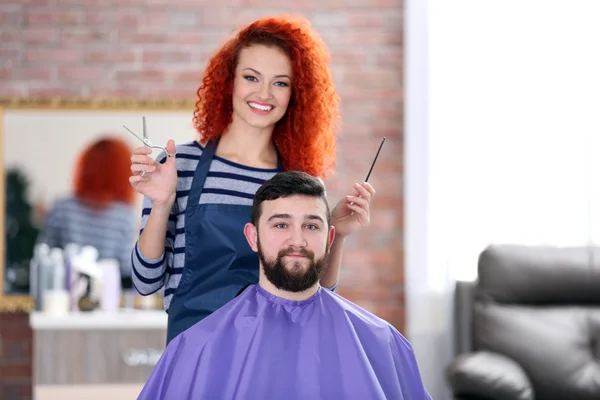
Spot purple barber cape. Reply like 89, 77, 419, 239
138, 285, 431, 400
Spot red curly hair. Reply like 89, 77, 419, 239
193, 15, 340, 178
73, 137, 136, 207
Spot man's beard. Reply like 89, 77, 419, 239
257, 239, 328, 293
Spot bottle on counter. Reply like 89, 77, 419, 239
42, 247, 70, 315
30, 243, 50, 311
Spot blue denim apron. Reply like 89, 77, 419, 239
166, 139, 283, 344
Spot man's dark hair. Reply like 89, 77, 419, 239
251, 171, 330, 226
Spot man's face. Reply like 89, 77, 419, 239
248, 195, 335, 292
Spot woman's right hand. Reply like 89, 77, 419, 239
129, 140, 177, 208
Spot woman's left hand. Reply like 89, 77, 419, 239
331, 182, 376, 238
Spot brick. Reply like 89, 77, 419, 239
199, 9, 241, 27
118, 12, 142, 27
343, 68, 401, 89
374, 258, 404, 283
25, 48, 81, 63
171, 70, 201, 83
27, 10, 83, 26
146, 11, 169, 26
0, 7, 23, 27
369, 209, 399, 233
311, 12, 349, 28
20, 0, 52, 4
57, 0, 110, 5
143, 51, 193, 64
153, 0, 243, 7
354, 31, 403, 46
60, 28, 108, 44
371, 0, 403, 7
348, 10, 403, 28
85, 11, 117, 25
1, 339, 31, 364
0, 82, 28, 98
23, 27, 59, 44
338, 87, 403, 101
87, 50, 137, 63
170, 11, 199, 27
169, 32, 205, 45
89, 86, 142, 99
377, 51, 403, 68
330, 50, 367, 65
0, 365, 32, 379
376, 102, 403, 120
341, 120, 403, 140
115, 69, 167, 82
59, 66, 105, 81
29, 86, 82, 98
341, 101, 382, 120
0, 380, 32, 400
0, 30, 20, 44
117, 30, 170, 44
144, 87, 196, 100
341, 287, 397, 303
0, 49, 21, 65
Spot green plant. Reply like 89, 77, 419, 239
4, 167, 39, 293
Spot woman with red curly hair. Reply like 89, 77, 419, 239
38, 137, 137, 283
128, 15, 376, 343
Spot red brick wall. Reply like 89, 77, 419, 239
1, 1, 404, 326
0, 313, 33, 400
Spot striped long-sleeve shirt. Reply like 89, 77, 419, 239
38, 196, 137, 277
131, 141, 284, 311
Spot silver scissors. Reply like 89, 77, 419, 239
123, 116, 176, 157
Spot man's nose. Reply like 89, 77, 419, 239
287, 227, 307, 247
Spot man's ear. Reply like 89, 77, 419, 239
244, 222, 258, 252
327, 225, 336, 251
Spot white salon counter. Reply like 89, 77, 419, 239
29, 310, 168, 330
31, 309, 168, 387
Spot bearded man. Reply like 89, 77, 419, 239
138, 171, 431, 400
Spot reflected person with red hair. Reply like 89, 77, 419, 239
38, 137, 137, 284
128, 15, 376, 343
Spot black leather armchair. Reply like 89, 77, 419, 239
446, 245, 600, 400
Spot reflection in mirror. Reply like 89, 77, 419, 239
1, 108, 197, 300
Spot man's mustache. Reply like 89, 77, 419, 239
278, 247, 314, 259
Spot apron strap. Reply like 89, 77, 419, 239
188, 139, 218, 207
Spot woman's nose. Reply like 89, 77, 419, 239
258, 82, 272, 100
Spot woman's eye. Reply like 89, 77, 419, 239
244, 75, 258, 82
274, 81, 289, 87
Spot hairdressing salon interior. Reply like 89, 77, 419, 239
1, 1, 599, 399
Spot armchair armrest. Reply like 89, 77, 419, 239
446, 351, 534, 400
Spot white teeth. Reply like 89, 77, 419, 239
249, 102, 273, 111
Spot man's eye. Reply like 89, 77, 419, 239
275, 223, 287, 229
305, 224, 318, 230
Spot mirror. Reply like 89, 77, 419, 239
0, 99, 196, 312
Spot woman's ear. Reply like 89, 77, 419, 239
243, 222, 258, 252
